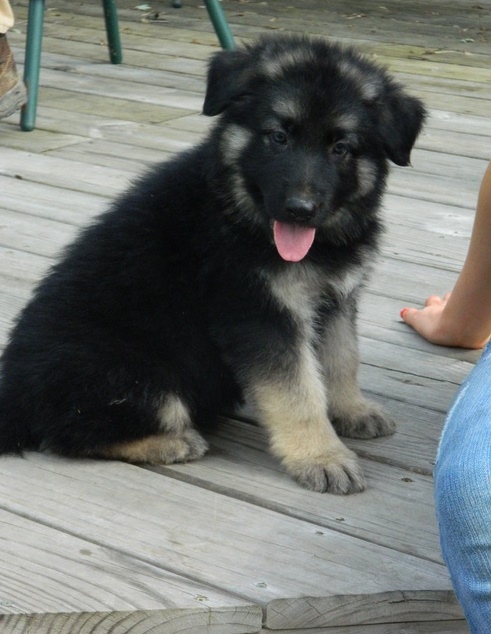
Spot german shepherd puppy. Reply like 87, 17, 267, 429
0, 36, 426, 494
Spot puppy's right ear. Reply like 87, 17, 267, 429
202, 49, 252, 116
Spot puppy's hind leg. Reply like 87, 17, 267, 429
92, 394, 208, 465
98, 429, 208, 465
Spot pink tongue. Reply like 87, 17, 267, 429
273, 221, 316, 262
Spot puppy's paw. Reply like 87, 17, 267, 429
332, 402, 396, 440
180, 428, 209, 462
286, 447, 365, 494
161, 429, 209, 464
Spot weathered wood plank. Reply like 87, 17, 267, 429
36, 49, 207, 92
19, 34, 208, 78
40, 20, 219, 60
403, 148, 489, 182
0, 208, 79, 258
37, 67, 204, 112
31, 13, 491, 83
0, 176, 107, 223
367, 257, 463, 303
0, 612, 261, 634
153, 419, 442, 561
0, 247, 51, 297
0, 510, 261, 631
0, 454, 462, 628
13, 0, 489, 56
150, 1, 491, 58
20, 106, 204, 150
265, 592, 463, 630
45, 139, 173, 172
260, 623, 468, 634
36, 86, 195, 123
414, 128, 491, 160
423, 110, 491, 137
0, 292, 26, 351
0, 127, 85, 152
0, 148, 131, 195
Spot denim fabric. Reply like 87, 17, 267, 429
434, 342, 491, 633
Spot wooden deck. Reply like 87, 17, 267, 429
1, 0, 490, 631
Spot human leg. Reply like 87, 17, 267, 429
434, 342, 491, 633
0, 0, 14, 32
0, 0, 27, 119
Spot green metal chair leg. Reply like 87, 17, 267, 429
20, 0, 44, 131
203, 0, 236, 50
21, 0, 122, 130
102, 0, 122, 64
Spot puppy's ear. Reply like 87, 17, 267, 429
375, 85, 427, 166
202, 49, 252, 116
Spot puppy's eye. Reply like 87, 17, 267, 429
332, 141, 350, 156
270, 130, 288, 145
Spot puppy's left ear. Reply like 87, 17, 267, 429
202, 48, 252, 116
376, 84, 427, 166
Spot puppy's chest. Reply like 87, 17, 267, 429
264, 264, 363, 328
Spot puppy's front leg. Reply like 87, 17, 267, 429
248, 341, 365, 494
321, 299, 396, 439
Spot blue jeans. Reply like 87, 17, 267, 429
434, 342, 491, 633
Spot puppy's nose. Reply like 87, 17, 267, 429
285, 198, 318, 222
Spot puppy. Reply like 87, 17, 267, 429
0, 36, 426, 493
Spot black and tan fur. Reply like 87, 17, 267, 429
0, 36, 426, 494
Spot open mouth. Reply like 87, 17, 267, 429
273, 220, 316, 262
